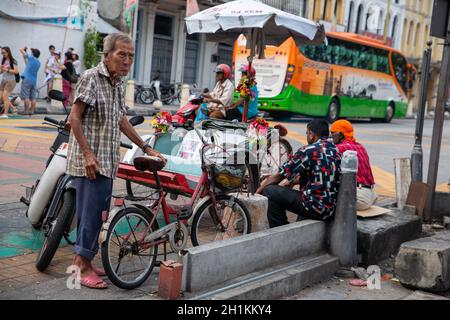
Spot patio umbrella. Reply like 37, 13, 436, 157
185, 0, 327, 121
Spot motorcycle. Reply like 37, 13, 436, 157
171, 93, 204, 125
138, 81, 184, 105
21, 89, 144, 271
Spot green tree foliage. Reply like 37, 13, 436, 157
84, 27, 101, 69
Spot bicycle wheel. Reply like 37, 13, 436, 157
191, 194, 251, 246
101, 207, 158, 289
35, 190, 76, 272
139, 89, 155, 104
241, 163, 260, 194
279, 138, 293, 163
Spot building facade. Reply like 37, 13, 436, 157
341, 0, 405, 50
402, 0, 443, 112
132, 0, 316, 91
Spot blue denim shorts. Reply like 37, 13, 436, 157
20, 79, 37, 100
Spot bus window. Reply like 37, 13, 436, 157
391, 52, 408, 94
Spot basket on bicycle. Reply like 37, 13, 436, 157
203, 145, 247, 192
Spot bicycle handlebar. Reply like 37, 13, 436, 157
44, 117, 60, 125
120, 142, 133, 149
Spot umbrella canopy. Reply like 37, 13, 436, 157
185, 0, 326, 57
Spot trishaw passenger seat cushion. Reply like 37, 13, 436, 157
133, 156, 166, 172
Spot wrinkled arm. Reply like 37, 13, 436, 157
68, 100, 99, 179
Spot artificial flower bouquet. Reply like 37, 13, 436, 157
236, 75, 257, 101
248, 117, 269, 149
150, 111, 172, 133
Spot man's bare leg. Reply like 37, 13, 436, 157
30, 100, 36, 115
24, 98, 30, 114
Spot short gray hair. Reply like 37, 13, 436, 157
103, 33, 133, 55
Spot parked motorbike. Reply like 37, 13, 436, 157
138, 81, 184, 105
21, 89, 144, 272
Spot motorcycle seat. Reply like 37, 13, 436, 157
133, 156, 165, 173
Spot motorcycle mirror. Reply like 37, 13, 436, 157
129, 115, 144, 127
48, 90, 66, 102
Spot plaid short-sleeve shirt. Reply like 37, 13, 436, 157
66, 62, 128, 179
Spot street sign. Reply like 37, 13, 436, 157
431, 0, 450, 39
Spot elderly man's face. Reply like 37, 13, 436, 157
105, 40, 135, 77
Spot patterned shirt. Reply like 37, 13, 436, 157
280, 138, 341, 219
66, 62, 128, 179
335, 140, 375, 186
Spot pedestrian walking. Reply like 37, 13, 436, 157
66, 33, 166, 289
44, 45, 57, 102
58, 51, 77, 107
19, 47, 41, 115
0, 47, 19, 119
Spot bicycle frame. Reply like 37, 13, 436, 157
115, 139, 224, 254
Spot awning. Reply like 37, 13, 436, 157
0, 0, 67, 20
0, 0, 84, 30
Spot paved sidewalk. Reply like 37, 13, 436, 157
0, 246, 163, 300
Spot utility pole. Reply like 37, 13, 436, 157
424, 13, 450, 222
411, 41, 433, 182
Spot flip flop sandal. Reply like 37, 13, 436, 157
349, 279, 367, 287
80, 273, 108, 289
92, 266, 106, 277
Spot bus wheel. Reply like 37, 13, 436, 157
383, 103, 395, 123
326, 99, 340, 123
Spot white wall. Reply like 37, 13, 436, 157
0, 18, 85, 96
0, 0, 100, 96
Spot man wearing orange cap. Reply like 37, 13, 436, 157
330, 120, 377, 211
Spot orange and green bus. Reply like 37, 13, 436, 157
233, 32, 414, 123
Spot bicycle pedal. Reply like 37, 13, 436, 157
177, 207, 192, 220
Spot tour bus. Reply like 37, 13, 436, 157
233, 32, 414, 123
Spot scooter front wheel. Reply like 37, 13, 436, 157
35, 190, 76, 272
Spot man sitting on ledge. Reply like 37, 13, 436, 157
330, 120, 377, 211
256, 119, 341, 228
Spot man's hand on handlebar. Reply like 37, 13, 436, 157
146, 148, 167, 165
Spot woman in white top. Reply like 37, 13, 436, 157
0, 47, 19, 118
72, 51, 81, 75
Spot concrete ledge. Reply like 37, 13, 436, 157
357, 210, 422, 266
191, 254, 338, 300
395, 231, 450, 292
182, 220, 327, 292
